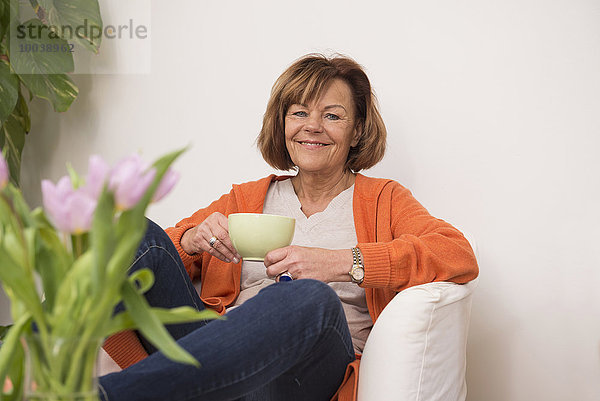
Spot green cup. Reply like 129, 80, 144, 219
228, 213, 296, 261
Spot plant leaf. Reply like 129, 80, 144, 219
0, 0, 9, 44
10, 19, 78, 112
0, 312, 30, 385
0, 61, 18, 124
121, 280, 200, 367
128, 268, 154, 295
90, 186, 115, 295
51, 251, 93, 336
0, 325, 11, 341
34, 220, 72, 312
3, 341, 24, 401
34, 0, 103, 53
0, 92, 27, 186
0, 243, 43, 320
106, 306, 220, 337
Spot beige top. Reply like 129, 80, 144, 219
232, 178, 372, 353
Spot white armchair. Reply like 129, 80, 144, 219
357, 233, 478, 401
100, 235, 479, 401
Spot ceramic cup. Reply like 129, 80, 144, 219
228, 213, 296, 261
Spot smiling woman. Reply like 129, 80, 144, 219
98, 53, 478, 401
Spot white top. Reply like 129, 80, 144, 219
232, 178, 372, 353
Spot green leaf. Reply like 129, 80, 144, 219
0, 0, 11, 44
3, 341, 24, 401
34, 219, 73, 312
52, 251, 93, 333
10, 19, 78, 112
0, 325, 11, 341
90, 187, 115, 295
0, 0, 14, 43
0, 91, 27, 186
0, 244, 43, 321
34, 0, 103, 53
65, 162, 82, 188
121, 280, 200, 367
107, 306, 220, 337
5, 184, 34, 227
128, 268, 154, 295
0, 312, 30, 384
0, 61, 18, 124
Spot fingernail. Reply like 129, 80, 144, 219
233, 257, 240, 264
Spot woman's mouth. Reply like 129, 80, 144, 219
297, 141, 330, 148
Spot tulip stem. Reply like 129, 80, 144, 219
74, 234, 83, 258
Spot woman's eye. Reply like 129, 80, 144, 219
325, 113, 340, 121
292, 111, 308, 117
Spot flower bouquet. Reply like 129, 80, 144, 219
0, 149, 217, 401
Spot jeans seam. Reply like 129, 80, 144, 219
98, 382, 110, 401
181, 324, 353, 400
130, 245, 201, 311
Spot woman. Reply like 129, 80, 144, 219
100, 54, 479, 401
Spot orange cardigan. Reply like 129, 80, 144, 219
103, 174, 479, 400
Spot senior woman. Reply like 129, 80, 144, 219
99, 54, 479, 401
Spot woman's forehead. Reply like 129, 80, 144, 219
292, 79, 354, 108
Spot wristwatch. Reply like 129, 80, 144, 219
349, 247, 365, 285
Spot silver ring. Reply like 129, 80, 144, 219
208, 236, 218, 248
276, 271, 293, 282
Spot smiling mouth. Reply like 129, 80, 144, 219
297, 141, 330, 147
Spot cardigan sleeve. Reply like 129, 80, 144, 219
357, 183, 478, 292
165, 190, 236, 276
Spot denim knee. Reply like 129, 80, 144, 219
142, 218, 173, 247
274, 279, 345, 323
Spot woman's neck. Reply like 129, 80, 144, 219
291, 169, 356, 217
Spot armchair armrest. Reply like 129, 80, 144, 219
358, 231, 478, 401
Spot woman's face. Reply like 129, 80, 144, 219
284, 79, 359, 177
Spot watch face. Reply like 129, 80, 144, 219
352, 267, 364, 281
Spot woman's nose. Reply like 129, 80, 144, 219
304, 113, 323, 133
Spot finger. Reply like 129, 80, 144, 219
264, 249, 295, 278
215, 216, 242, 260
263, 246, 290, 267
208, 226, 240, 263
204, 213, 240, 261
206, 245, 232, 263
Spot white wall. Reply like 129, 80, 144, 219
3, 0, 599, 399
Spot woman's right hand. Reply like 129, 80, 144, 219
180, 212, 241, 264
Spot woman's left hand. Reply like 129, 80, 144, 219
264, 246, 353, 283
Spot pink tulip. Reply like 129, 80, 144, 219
152, 168, 179, 202
0, 151, 8, 189
42, 176, 97, 234
109, 154, 156, 211
82, 155, 110, 199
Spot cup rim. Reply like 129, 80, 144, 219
228, 213, 295, 221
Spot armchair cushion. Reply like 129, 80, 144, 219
357, 279, 477, 401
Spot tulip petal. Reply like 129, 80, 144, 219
110, 154, 155, 210
66, 190, 97, 234
152, 169, 179, 202
83, 155, 110, 199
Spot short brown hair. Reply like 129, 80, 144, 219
257, 54, 387, 172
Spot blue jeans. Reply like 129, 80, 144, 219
99, 220, 355, 401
